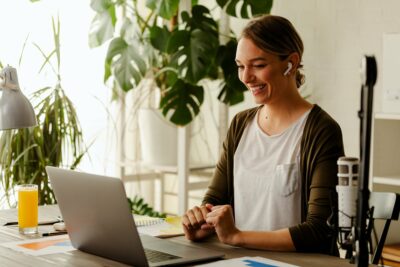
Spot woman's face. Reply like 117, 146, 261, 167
236, 37, 289, 104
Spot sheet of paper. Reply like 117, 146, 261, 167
137, 216, 184, 238
0, 234, 75, 256
196, 256, 299, 267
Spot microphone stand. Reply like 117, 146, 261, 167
355, 55, 377, 266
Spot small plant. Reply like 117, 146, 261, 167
128, 196, 166, 218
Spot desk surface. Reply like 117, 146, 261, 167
0, 205, 357, 267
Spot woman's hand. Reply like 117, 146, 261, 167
182, 205, 215, 241
205, 204, 241, 246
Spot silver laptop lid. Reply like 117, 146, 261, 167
46, 166, 148, 266
46, 166, 224, 267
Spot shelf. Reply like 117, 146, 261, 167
373, 176, 400, 186
375, 112, 400, 120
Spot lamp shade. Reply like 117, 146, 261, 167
0, 66, 37, 130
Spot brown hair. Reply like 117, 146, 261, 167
241, 15, 305, 88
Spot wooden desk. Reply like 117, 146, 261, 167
0, 205, 357, 267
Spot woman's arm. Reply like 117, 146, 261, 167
205, 204, 295, 251
289, 107, 345, 254
235, 229, 295, 251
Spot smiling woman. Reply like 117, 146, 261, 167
182, 14, 345, 256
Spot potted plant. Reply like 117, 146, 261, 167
89, 0, 274, 125
0, 17, 86, 206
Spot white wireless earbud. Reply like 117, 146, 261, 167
284, 62, 293, 76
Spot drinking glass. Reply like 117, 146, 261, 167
17, 184, 38, 235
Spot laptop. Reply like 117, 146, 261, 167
46, 166, 224, 267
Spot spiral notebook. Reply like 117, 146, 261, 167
133, 214, 165, 227
134, 215, 184, 238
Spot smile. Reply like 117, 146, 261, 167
249, 84, 266, 95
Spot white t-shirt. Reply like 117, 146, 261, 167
234, 109, 310, 231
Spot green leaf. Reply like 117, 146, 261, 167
105, 37, 147, 91
217, 40, 247, 105
146, 0, 179, 20
160, 79, 204, 126
170, 28, 218, 83
187, 5, 218, 34
90, 0, 113, 12
157, 6, 219, 84
216, 0, 273, 18
128, 196, 166, 218
149, 26, 172, 53
88, 9, 115, 48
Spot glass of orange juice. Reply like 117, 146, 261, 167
17, 184, 38, 235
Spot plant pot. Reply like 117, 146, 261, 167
138, 108, 177, 167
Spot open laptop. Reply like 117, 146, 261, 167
46, 166, 224, 267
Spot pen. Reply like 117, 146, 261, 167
42, 231, 68, 237
3, 216, 63, 226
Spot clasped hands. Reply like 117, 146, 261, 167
182, 204, 241, 246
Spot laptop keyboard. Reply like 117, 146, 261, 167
144, 248, 181, 263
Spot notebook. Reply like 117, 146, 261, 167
134, 215, 165, 227
136, 216, 184, 238
46, 166, 224, 267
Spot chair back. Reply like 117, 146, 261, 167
369, 192, 400, 264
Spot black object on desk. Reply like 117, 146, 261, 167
42, 230, 68, 237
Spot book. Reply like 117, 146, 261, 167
135, 216, 184, 238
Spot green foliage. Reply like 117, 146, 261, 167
216, 0, 273, 18
128, 196, 166, 218
0, 17, 86, 206
146, 0, 180, 20
89, 0, 272, 126
104, 37, 147, 91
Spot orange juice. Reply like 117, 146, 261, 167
18, 184, 38, 234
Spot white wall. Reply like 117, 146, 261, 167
0, 0, 115, 178
229, 0, 400, 158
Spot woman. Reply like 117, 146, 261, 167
182, 14, 344, 255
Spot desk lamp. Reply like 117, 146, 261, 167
0, 66, 37, 130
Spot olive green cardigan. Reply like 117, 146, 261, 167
203, 105, 344, 255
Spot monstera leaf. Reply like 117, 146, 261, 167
146, 0, 199, 19
149, 25, 174, 53
170, 28, 218, 83
88, 0, 117, 48
160, 78, 204, 126
150, 6, 219, 84
216, 0, 273, 18
145, 0, 180, 20
105, 37, 147, 91
217, 40, 247, 105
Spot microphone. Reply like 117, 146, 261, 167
336, 156, 359, 259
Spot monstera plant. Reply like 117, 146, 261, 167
89, 0, 273, 125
